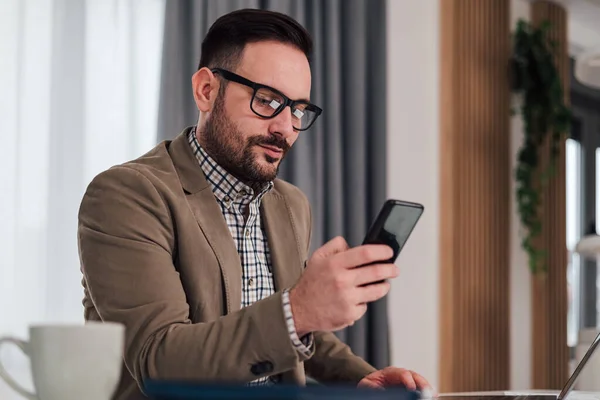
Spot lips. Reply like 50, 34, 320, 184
258, 144, 284, 158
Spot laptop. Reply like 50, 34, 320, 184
143, 380, 421, 400
438, 330, 600, 400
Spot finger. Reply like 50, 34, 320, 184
315, 236, 350, 258
357, 379, 384, 390
389, 369, 417, 390
334, 244, 394, 269
355, 281, 391, 304
411, 371, 432, 391
353, 263, 399, 286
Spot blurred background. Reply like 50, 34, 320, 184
2, 0, 600, 398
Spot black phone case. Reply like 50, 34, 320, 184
361, 199, 424, 283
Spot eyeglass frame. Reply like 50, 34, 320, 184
210, 67, 323, 132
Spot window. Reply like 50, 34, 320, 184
567, 138, 583, 348
596, 148, 600, 326
565, 58, 600, 376
596, 148, 600, 233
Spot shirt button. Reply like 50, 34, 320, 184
245, 230, 250, 237
248, 278, 254, 287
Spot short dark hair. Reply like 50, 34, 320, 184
198, 8, 313, 71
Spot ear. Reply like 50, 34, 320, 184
191, 67, 220, 113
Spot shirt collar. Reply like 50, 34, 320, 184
187, 127, 274, 206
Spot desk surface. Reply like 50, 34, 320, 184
439, 391, 600, 400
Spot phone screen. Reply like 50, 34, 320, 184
363, 200, 424, 263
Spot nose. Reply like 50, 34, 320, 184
268, 106, 295, 139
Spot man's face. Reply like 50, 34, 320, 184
199, 41, 312, 185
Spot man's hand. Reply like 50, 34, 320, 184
358, 367, 435, 395
289, 236, 399, 336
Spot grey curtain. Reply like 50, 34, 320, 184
157, 0, 389, 370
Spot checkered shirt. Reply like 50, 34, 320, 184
188, 128, 313, 385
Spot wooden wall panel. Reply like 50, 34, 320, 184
439, 0, 511, 392
530, 0, 570, 390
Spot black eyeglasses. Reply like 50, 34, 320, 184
211, 68, 322, 132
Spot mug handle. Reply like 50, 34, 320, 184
0, 337, 37, 399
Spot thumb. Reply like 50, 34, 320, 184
315, 236, 350, 258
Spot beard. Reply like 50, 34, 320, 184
198, 94, 290, 186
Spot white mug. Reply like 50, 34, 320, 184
0, 322, 124, 400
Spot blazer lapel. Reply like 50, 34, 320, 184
187, 190, 242, 313
169, 128, 242, 313
261, 192, 303, 291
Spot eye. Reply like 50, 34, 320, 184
254, 96, 270, 105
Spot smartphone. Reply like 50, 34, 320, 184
362, 199, 424, 265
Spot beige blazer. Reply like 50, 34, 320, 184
77, 127, 376, 400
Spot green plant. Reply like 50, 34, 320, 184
511, 19, 571, 274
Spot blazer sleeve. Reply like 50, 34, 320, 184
77, 166, 314, 393
305, 332, 377, 384
300, 201, 378, 384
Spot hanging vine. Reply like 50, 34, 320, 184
511, 19, 571, 274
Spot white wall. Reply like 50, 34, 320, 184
386, 0, 440, 391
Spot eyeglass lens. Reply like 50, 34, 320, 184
251, 87, 317, 130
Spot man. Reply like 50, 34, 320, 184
78, 8, 432, 400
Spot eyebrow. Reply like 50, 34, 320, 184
263, 82, 310, 103
257, 80, 310, 103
